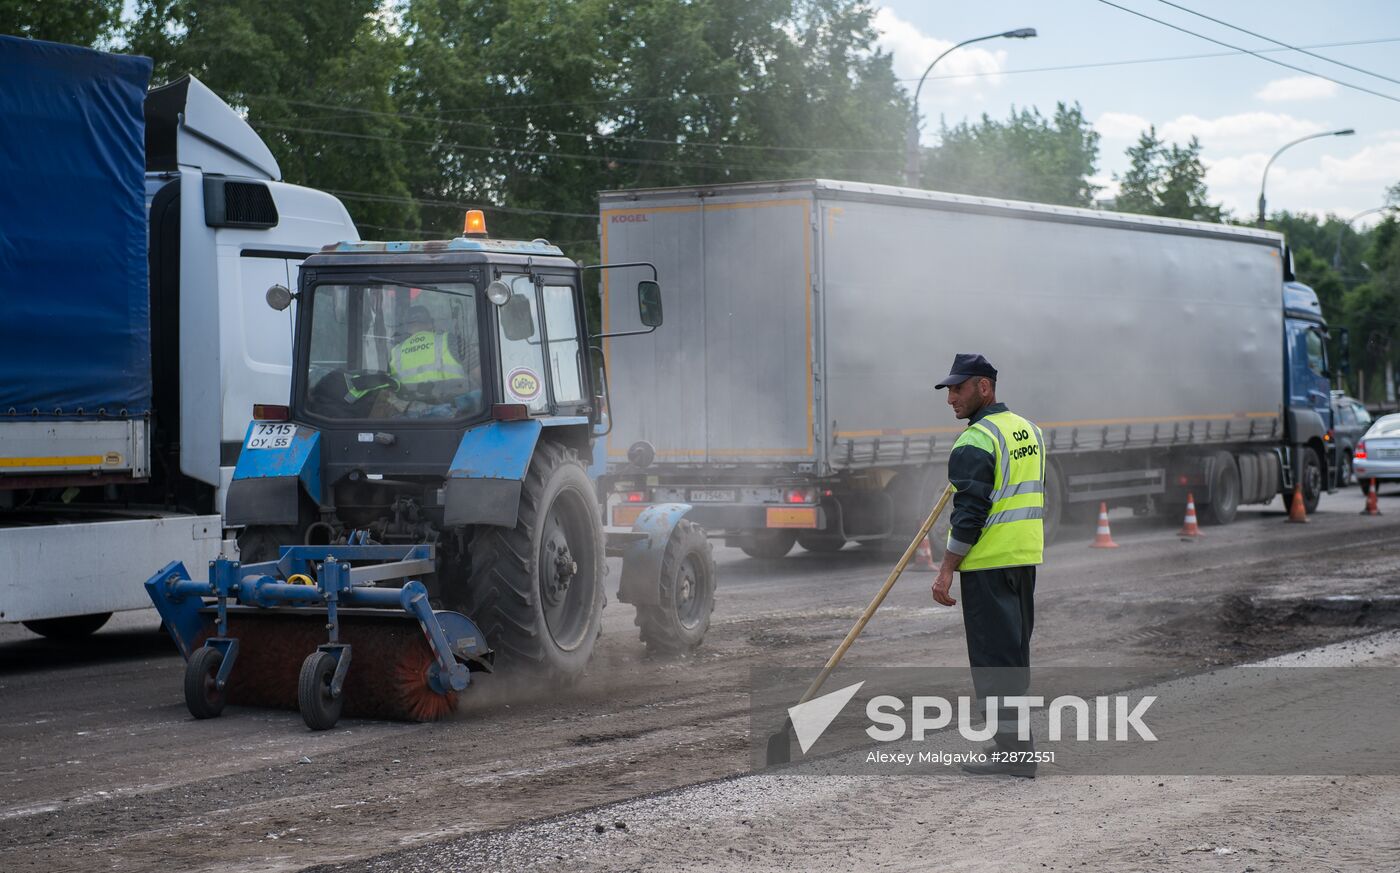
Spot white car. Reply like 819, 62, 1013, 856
1352, 413, 1400, 493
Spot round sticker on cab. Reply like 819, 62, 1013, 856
507, 367, 542, 402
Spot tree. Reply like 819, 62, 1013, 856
1342, 211, 1400, 403
1114, 127, 1222, 222
919, 103, 1100, 206
127, 0, 416, 235
0, 0, 123, 48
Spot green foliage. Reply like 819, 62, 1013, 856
0, 0, 123, 48
1114, 127, 1222, 222
919, 103, 1101, 206
128, 0, 416, 234
1346, 217, 1400, 377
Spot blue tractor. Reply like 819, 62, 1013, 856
147, 213, 715, 729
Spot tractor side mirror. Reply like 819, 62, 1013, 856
501, 294, 536, 341
638, 280, 663, 328
265, 284, 294, 312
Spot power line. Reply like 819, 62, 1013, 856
243, 35, 1400, 154
1093, 0, 1400, 104
258, 122, 878, 176
327, 188, 599, 220
1152, 0, 1400, 87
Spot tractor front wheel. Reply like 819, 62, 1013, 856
636, 519, 716, 656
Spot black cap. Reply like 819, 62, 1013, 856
934, 353, 998, 389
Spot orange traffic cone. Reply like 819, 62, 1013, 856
1089, 502, 1119, 549
1286, 482, 1309, 524
1362, 478, 1382, 516
910, 536, 935, 572
1178, 493, 1202, 540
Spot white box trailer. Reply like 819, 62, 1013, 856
598, 180, 1337, 557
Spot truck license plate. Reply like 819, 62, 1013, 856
247, 422, 296, 450
689, 489, 736, 502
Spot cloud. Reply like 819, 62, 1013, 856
1159, 112, 1326, 151
1202, 134, 1400, 218
1096, 111, 1151, 141
872, 8, 1007, 99
1255, 76, 1339, 102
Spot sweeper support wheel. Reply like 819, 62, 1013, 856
298, 650, 344, 730
183, 645, 226, 719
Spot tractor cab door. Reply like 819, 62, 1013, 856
492, 273, 589, 417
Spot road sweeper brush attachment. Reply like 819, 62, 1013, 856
146, 541, 490, 730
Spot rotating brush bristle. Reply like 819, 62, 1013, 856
199, 613, 459, 722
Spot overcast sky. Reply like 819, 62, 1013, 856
876, 0, 1400, 225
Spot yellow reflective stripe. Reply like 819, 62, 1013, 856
991, 479, 1043, 501
0, 455, 106, 467
985, 506, 1045, 525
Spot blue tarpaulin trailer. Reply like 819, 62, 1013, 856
0, 34, 153, 417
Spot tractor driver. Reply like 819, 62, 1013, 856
389, 304, 481, 414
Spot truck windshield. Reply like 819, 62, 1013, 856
302, 281, 483, 421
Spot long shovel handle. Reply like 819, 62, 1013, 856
794, 482, 956, 706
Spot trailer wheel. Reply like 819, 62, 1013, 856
797, 531, 847, 553
636, 519, 716, 656
467, 441, 604, 681
184, 646, 227, 720
738, 530, 797, 559
21, 612, 111, 639
297, 651, 343, 731
1201, 451, 1240, 525
1285, 447, 1324, 515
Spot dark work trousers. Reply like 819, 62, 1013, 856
959, 564, 1036, 751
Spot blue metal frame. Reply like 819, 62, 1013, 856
145, 543, 488, 700
230, 422, 324, 504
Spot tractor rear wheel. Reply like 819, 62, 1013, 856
236, 525, 299, 564
636, 519, 716, 656
467, 441, 604, 681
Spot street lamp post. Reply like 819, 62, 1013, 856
1333, 205, 1392, 270
1256, 128, 1355, 227
904, 28, 1037, 188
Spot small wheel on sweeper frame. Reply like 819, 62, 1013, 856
184, 646, 227, 720
298, 651, 344, 731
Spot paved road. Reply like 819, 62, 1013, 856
2, 489, 1398, 872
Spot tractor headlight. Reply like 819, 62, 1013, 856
486, 280, 511, 306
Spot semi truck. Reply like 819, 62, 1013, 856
0, 36, 358, 635
597, 179, 1338, 557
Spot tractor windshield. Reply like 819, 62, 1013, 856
302, 281, 484, 421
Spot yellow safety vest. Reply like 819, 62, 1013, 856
390, 331, 466, 384
950, 409, 1045, 571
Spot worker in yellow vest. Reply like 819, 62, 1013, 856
931, 353, 1045, 778
391, 305, 468, 387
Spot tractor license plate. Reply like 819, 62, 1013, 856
247, 422, 296, 450
689, 489, 736, 503
767, 507, 818, 528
